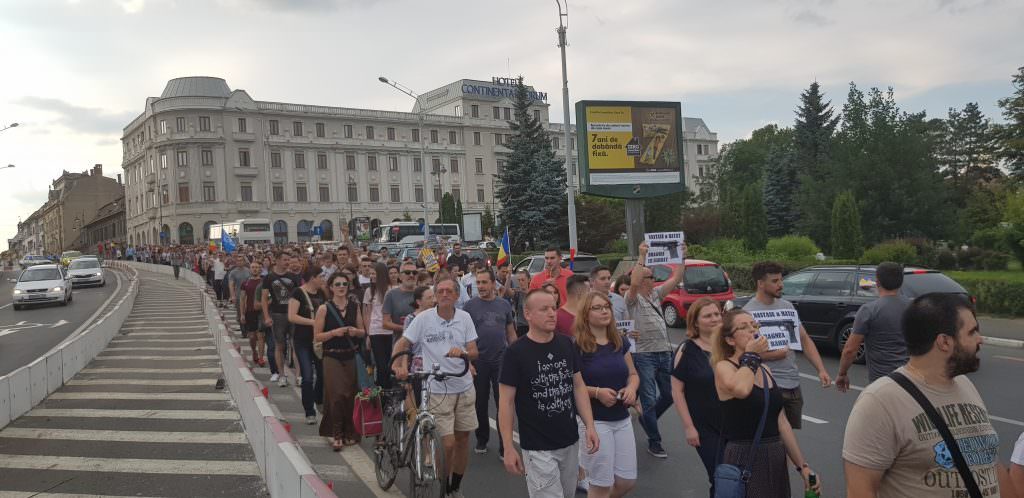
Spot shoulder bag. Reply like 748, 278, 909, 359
325, 301, 374, 391
889, 371, 983, 498
298, 289, 323, 360
713, 366, 770, 498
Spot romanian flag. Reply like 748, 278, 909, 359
208, 238, 217, 252
496, 228, 511, 267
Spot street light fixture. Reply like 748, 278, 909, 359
1, 164, 15, 170
0, 123, 18, 133
378, 75, 431, 242
555, 0, 579, 255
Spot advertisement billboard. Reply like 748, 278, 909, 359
575, 101, 685, 199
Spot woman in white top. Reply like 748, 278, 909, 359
363, 262, 392, 387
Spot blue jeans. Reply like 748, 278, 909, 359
293, 339, 324, 417
633, 351, 674, 446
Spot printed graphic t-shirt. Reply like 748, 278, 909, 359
743, 298, 803, 389
842, 366, 1001, 498
499, 334, 582, 451
262, 272, 299, 314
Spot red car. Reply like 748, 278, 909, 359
651, 260, 735, 327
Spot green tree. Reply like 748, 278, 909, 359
439, 193, 458, 224
830, 190, 864, 258
644, 191, 689, 232
481, 205, 495, 237
937, 102, 1001, 207
793, 81, 841, 248
737, 184, 768, 251
496, 77, 566, 250
996, 66, 1024, 176
455, 199, 464, 234
576, 194, 625, 253
762, 145, 799, 237
713, 125, 792, 237
401, 209, 413, 221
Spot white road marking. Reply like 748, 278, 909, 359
801, 415, 828, 424
26, 408, 239, 420
115, 331, 209, 337
82, 367, 221, 374
994, 355, 1024, 363
104, 346, 216, 352
67, 379, 218, 386
0, 428, 245, 444
119, 325, 209, 330
0, 454, 260, 476
0, 493, 161, 498
49, 392, 228, 401
488, 418, 520, 444
94, 355, 218, 360
312, 463, 359, 482
110, 338, 214, 344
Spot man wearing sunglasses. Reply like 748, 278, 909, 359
382, 261, 419, 338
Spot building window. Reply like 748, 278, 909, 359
430, 130, 438, 143
413, 157, 422, 172
434, 187, 442, 202
238, 118, 247, 133
505, 134, 512, 144
160, 153, 168, 169
202, 149, 213, 166
369, 185, 380, 203
471, 105, 479, 118
271, 152, 282, 168
388, 155, 399, 171
269, 120, 279, 135
316, 122, 325, 138
161, 185, 169, 204
497, 159, 505, 175
272, 184, 284, 202
367, 155, 377, 171
390, 185, 401, 203
293, 121, 303, 137
454, 105, 461, 117
533, 110, 541, 121
552, 137, 560, 149
450, 158, 459, 174
203, 183, 216, 202
176, 150, 188, 167
570, 138, 575, 150
449, 131, 457, 144
159, 120, 167, 134
241, 183, 253, 202
176, 117, 185, 132
178, 183, 190, 203
296, 183, 308, 202
199, 116, 211, 131
365, 126, 374, 139
347, 183, 358, 202
387, 127, 396, 140
475, 158, 484, 174
412, 128, 420, 142
698, 166, 705, 177
432, 158, 441, 173
452, 188, 461, 201
477, 187, 485, 202
344, 124, 352, 138
414, 186, 424, 202
239, 149, 250, 167
492, 106, 500, 119
346, 154, 356, 170
503, 107, 511, 120
317, 153, 328, 170
473, 132, 481, 146
319, 184, 330, 202
494, 133, 502, 145
294, 152, 305, 169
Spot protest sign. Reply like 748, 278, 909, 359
747, 309, 803, 351
617, 320, 636, 353
644, 232, 685, 265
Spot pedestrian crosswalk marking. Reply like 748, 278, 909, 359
93, 355, 218, 360
67, 379, 219, 386
49, 392, 228, 401
0, 428, 245, 444
0, 454, 260, 476
82, 367, 221, 374
104, 346, 216, 352
26, 408, 240, 420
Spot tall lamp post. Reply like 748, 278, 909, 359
378, 76, 430, 241
0, 123, 18, 134
555, 0, 578, 254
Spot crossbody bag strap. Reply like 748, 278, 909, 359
742, 367, 772, 476
889, 372, 982, 498
325, 301, 358, 351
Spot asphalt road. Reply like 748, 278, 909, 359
0, 268, 120, 376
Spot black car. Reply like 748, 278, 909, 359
730, 265, 971, 362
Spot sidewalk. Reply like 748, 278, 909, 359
0, 274, 267, 497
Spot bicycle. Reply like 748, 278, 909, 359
374, 350, 470, 498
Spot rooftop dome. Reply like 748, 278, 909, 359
160, 77, 232, 99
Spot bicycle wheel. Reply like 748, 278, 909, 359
374, 412, 401, 489
408, 419, 446, 498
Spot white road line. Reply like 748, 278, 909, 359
93, 356, 218, 361
67, 379, 218, 386
800, 372, 863, 391
82, 367, 222, 374
0, 428, 245, 444
0, 493, 161, 498
801, 415, 828, 424
104, 346, 216, 352
0, 303, 12, 310
110, 338, 214, 344
49, 392, 228, 401
115, 331, 209, 337
119, 326, 210, 330
26, 408, 239, 420
122, 320, 208, 325
994, 355, 1024, 363
0, 454, 260, 476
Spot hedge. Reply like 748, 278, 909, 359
948, 274, 1024, 316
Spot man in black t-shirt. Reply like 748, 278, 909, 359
262, 252, 300, 387
499, 289, 600, 498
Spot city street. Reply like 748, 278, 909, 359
0, 268, 120, 376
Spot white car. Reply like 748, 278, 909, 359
18, 255, 53, 269
11, 264, 73, 310
66, 257, 105, 287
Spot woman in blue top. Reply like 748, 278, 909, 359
574, 291, 640, 498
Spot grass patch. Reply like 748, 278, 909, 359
948, 270, 1024, 283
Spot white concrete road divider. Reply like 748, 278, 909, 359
124, 261, 336, 497
985, 336, 1024, 349
0, 265, 139, 430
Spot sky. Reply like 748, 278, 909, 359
1, 0, 1022, 246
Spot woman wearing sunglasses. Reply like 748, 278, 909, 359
314, 272, 366, 451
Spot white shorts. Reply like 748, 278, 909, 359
578, 417, 637, 487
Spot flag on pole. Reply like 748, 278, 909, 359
208, 238, 217, 252
496, 228, 511, 267
221, 230, 237, 254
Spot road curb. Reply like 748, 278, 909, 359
984, 336, 1024, 349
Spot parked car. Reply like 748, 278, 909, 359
479, 241, 498, 250
11, 264, 73, 310
18, 254, 53, 269
512, 253, 602, 277
729, 265, 970, 362
650, 260, 736, 327
66, 257, 105, 287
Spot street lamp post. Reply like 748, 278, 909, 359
0, 123, 18, 134
1, 165, 15, 171
555, 0, 579, 254
378, 76, 430, 242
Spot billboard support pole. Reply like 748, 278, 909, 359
556, 1, 578, 253
624, 199, 645, 259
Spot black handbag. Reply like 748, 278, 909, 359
713, 367, 770, 498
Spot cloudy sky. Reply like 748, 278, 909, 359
1, 0, 1022, 246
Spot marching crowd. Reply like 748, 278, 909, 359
119, 233, 1024, 498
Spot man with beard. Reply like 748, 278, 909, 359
843, 293, 1010, 497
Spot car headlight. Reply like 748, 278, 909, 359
52, 286, 63, 292
13, 289, 22, 295
94, 272, 103, 276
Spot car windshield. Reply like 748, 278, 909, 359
21, 268, 61, 282
902, 273, 966, 297
569, 258, 600, 274
69, 260, 100, 269
683, 266, 731, 294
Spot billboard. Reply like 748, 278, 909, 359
575, 101, 685, 199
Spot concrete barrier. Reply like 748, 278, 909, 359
0, 376, 9, 428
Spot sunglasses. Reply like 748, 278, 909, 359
331, 281, 350, 287
402, 270, 418, 276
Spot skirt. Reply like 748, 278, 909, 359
721, 436, 789, 498
319, 355, 359, 442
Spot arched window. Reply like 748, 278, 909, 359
273, 220, 288, 245
203, 221, 217, 241
320, 220, 334, 241
297, 220, 312, 243
178, 222, 194, 245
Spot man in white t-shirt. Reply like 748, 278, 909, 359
393, 277, 480, 498
1011, 432, 1024, 497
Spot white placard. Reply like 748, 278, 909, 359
748, 309, 803, 351
644, 232, 685, 265
617, 320, 636, 353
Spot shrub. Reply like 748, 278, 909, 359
955, 247, 983, 270
767, 236, 820, 260
979, 251, 1010, 271
951, 275, 1024, 316
831, 190, 864, 259
608, 238, 629, 254
970, 227, 1010, 252
702, 238, 753, 262
861, 241, 918, 265
934, 249, 957, 270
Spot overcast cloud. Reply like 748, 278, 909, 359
0, 0, 1021, 244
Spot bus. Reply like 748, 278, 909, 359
372, 222, 461, 244
208, 218, 273, 246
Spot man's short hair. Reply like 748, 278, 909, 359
751, 261, 784, 282
525, 288, 556, 309
876, 262, 904, 291
435, 275, 460, 292
589, 265, 611, 278
545, 246, 562, 257
903, 293, 975, 356
475, 267, 495, 282
566, 274, 590, 298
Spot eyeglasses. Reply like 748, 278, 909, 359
590, 304, 612, 312
332, 282, 349, 288
402, 270, 418, 276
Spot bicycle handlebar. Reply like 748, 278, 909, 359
388, 350, 471, 381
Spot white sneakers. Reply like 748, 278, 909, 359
269, 373, 279, 383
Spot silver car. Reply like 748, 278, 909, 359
67, 257, 105, 287
12, 264, 73, 310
